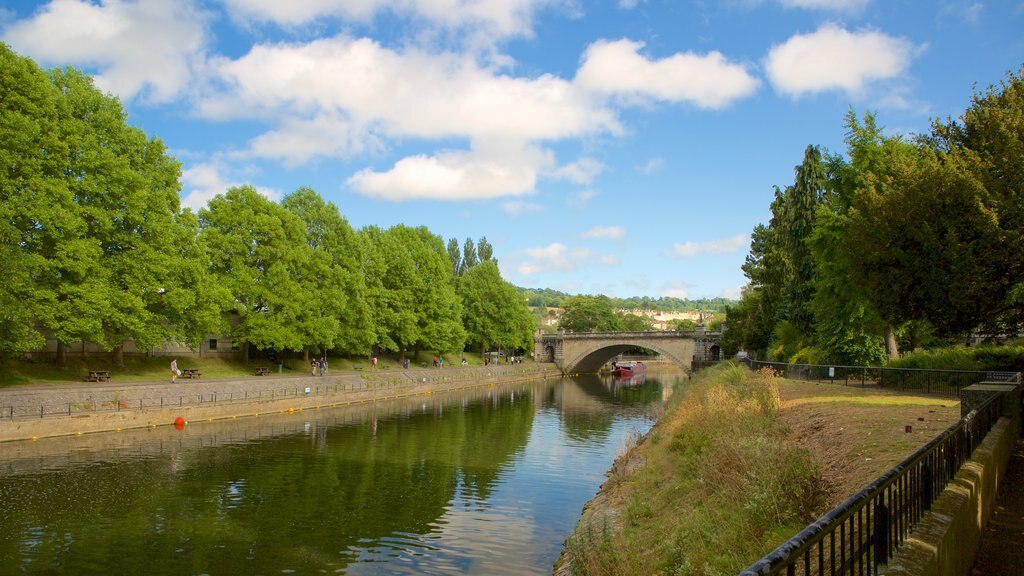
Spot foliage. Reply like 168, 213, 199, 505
459, 261, 534, 354
618, 313, 654, 332
559, 295, 623, 332
886, 344, 1024, 372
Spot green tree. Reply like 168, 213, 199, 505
618, 313, 654, 332
783, 145, 828, 333
200, 186, 310, 363
0, 43, 73, 354
360, 225, 418, 356
459, 261, 534, 357
446, 237, 461, 277
282, 188, 373, 358
459, 237, 478, 275
477, 236, 494, 263
559, 295, 622, 332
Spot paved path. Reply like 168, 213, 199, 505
971, 438, 1024, 576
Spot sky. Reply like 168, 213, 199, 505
2, 1, 1023, 301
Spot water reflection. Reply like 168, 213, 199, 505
0, 373, 682, 575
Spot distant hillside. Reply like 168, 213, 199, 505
516, 287, 734, 312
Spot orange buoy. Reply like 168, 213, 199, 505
174, 416, 186, 430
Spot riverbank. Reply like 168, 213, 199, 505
0, 363, 555, 443
557, 362, 960, 575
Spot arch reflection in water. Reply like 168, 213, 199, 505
0, 374, 682, 575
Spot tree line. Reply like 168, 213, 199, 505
723, 66, 1024, 365
0, 44, 534, 366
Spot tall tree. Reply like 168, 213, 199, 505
282, 188, 373, 358
560, 295, 622, 332
783, 145, 828, 333
446, 237, 461, 277
359, 225, 419, 356
460, 237, 479, 275
459, 261, 533, 357
0, 43, 74, 355
200, 186, 310, 363
477, 236, 494, 263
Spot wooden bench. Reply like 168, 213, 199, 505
181, 368, 202, 379
254, 367, 271, 376
86, 370, 111, 382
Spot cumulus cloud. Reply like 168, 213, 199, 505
661, 282, 693, 299
568, 189, 598, 207
219, 0, 544, 40
581, 226, 626, 240
348, 144, 553, 200
552, 157, 605, 184
765, 23, 917, 98
502, 200, 544, 215
778, 0, 869, 11
180, 161, 281, 209
722, 285, 744, 299
664, 233, 749, 258
575, 38, 760, 109
515, 242, 620, 276
2, 0, 208, 102
638, 157, 664, 175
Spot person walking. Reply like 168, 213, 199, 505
170, 359, 178, 383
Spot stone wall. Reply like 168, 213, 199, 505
883, 416, 1017, 576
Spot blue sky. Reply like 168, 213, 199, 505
3, 1, 1023, 300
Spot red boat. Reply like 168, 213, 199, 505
611, 360, 646, 376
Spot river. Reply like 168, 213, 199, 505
0, 372, 680, 575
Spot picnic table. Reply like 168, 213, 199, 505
254, 366, 271, 376
180, 368, 202, 379
86, 370, 111, 382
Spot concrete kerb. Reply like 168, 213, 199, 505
0, 365, 555, 443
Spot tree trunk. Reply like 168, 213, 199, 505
57, 340, 66, 367
113, 343, 124, 368
885, 323, 899, 359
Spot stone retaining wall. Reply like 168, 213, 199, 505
883, 416, 1017, 576
0, 365, 555, 442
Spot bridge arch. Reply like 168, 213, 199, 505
535, 331, 720, 374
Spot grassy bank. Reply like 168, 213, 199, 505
562, 362, 823, 575
0, 351, 499, 388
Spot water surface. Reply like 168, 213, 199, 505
0, 373, 678, 575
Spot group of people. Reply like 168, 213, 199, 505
310, 357, 328, 376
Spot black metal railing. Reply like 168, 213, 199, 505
739, 387, 1009, 575
746, 359, 1019, 399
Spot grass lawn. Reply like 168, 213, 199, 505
0, 351, 501, 389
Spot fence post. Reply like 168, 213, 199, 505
874, 499, 890, 564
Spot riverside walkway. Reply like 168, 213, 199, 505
0, 363, 554, 442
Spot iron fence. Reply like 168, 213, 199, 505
746, 359, 1019, 399
0, 365, 546, 421
740, 391, 1007, 575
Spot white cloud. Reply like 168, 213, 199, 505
518, 243, 593, 275
219, 0, 546, 40
552, 157, 605, 184
502, 200, 544, 215
581, 226, 626, 240
778, 0, 870, 11
722, 285, 744, 299
600, 254, 621, 266
180, 161, 281, 209
638, 157, 663, 175
2, 0, 208, 103
765, 23, 917, 98
619, 0, 642, 8
664, 233, 749, 258
240, 113, 381, 166
347, 144, 553, 200
661, 283, 691, 299
575, 38, 760, 109
568, 189, 598, 207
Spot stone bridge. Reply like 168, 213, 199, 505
534, 330, 722, 374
